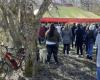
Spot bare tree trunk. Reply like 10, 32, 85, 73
0, 0, 51, 77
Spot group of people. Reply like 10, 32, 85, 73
38, 22, 100, 80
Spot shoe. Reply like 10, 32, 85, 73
79, 54, 81, 57
55, 62, 59, 65
89, 56, 93, 60
46, 60, 50, 64
87, 55, 89, 59
65, 54, 67, 56
87, 55, 93, 60
79, 54, 83, 58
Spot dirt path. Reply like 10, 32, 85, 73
3, 47, 96, 80
34, 47, 96, 80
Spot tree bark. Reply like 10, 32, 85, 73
0, 0, 51, 77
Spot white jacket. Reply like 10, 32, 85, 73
95, 33, 100, 67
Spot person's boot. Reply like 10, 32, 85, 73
67, 50, 69, 55
87, 55, 90, 59
89, 56, 93, 60
79, 54, 81, 57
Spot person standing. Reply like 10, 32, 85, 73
95, 29, 100, 80
75, 24, 84, 56
85, 27, 95, 60
38, 24, 47, 45
71, 23, 77, 48
61, 24, 72, 55
45, 24, 61, 64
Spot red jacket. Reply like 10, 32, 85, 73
38, 26, 47, 37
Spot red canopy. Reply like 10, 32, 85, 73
40, 18, 100, 23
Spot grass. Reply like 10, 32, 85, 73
43, 6, 100, 18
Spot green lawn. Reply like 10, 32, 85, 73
43, 6, 100, 18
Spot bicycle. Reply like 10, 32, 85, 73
0, 45, 25, 79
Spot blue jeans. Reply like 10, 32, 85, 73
97, 67, 100, 80
87, 43, 93, 57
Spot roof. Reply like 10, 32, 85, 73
40, 18, 100, 23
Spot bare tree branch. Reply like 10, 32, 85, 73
35, 0, 51, 22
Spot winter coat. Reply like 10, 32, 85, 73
71, 26, 77, 40
75, 28, 84, 45
38, 26, 47, 38
61, 28, 72, 44
85, 30, 95, 44
45, 29, 61, 44
95, 33, 100, 67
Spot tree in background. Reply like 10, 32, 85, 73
0, 0, 51, 77
80, 0, 100, 15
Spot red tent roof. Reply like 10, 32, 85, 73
40, 18, 100, 23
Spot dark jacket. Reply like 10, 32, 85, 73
71, 25, 76, 39
85, 30, 95, 44
45, 30, 61, 44
75, 27, 84, 45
